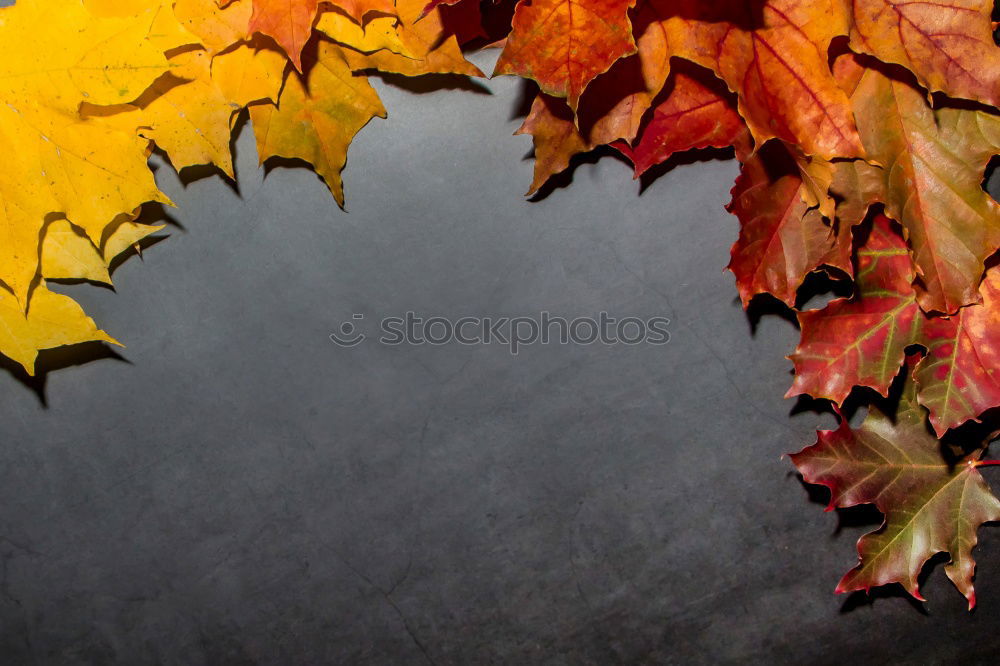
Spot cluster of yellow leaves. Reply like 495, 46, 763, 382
0, 0, 482, 374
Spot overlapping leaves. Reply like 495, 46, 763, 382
490, 0, 1000, 606
791, 359, 1000, 610
5, 0, 1000, 607
0, 0, 480, 373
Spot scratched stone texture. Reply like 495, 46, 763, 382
1, 50, 1000, 665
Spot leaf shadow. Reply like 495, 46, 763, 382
467, 0, 518, 51
365, 71, 491, 96
795, 269, 854, 311
939, 408, 1000, 463
794, 474, 884, 535
742, 293, 798, 337
669, 0, 765, 28
839, 580, 932, 615
509, 79, 539, 122
105, 202, 179, 276
147, 142, 239, 195
527, 145, 632, 202
0, 342, 130, 407
637, 146, 735, 195
108, 234, 170, 277
136, 201, 184, 232
789, 367, 907, 428
741, 260, 854, 339
260, 155, 332, 194
985, 155, 1000, 199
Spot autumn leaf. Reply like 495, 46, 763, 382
316, 9, 416, 57
576, 0, 674, 146
0, 0, 173, 305
41, 220, 112, 284
419, 0, 460, 17
494, 0, 637, 112
614, 68, 744, 178
249, 40, 387, 206
0, 105, 166, 309
516, 94, 590, 196
84, 0, 196, 50
173, 0, 251, 52
519, 66, 745, 196
915, 270, 1000, 436
2, 0, 175, 112
788, 212, 1000, 437
42, 214, 162, 290
98, 42, 285, 179
0, 282, 119, 375
788, 146, 836, 220
791, 363, 1000, 608
102, 217, 166, 263
787, 215, 922, 404
211, 43, 289, 108
332, 0, 399, 24
503, 0, 674, 152
836, 53, 1000, 314
828, 157, 884, 232
339, 0, 483, 77
641, 0, 863, 160
726, 141, 851, 309
247, 0, 321, 71
132, 51, 239, 178
574, 53, 659, 149
847, 0, 1000, 108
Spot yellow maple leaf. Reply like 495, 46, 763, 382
0, 105, 167, 307
172, 0, 251, 53
40, 216, 165, 284
102, 219, 166, 263
0, 0, 173, 307
211, 43, 289, 108
133, 50, 240, 178
249, 41, 387, 206
101, 43, 286, 179
317, 9, 416, 58
0, 282, 119, 375
1, 1, 173, 111
40, 220, 112, 284
83, 0, 197, 52
338, 0, 483, 78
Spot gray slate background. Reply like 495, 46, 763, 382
2, 50, 1000, 664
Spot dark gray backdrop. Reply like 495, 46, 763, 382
1, 50, 999, 664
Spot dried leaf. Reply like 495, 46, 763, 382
494, 0, 637, 111
249, 41, 387, 206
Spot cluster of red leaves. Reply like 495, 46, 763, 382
467, 0, 1000, 607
